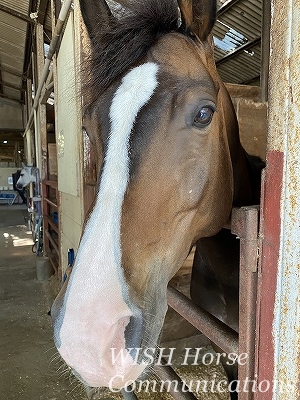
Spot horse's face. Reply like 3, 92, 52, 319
120, 33, 234, 301
52, 0, 237, 389
16, 166, 35, 189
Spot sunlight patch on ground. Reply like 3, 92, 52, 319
2, 232, 34, 247
13, 238, 34, 247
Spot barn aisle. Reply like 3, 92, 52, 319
0, 205, 87, 400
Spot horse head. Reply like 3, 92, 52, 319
16, 164, 37, 189
52, 0, 248, 389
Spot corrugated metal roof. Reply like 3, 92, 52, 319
1, 0, 29, 16
0, 5, 28, 103
0, 0, 52, 105
214, 0, 262, 85
0, 1, 30, 104
217, 43, 261, 83
0, 0, 262, 106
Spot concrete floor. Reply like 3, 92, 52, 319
0, 205, 89, 399
0, 205, 230, 400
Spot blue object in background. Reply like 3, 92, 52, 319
68, 248, 75, 266
63, 248, 75, 284
53, 211, 58, 224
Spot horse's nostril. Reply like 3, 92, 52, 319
124, 313, 144, 358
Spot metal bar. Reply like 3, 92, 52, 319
167, 286, 239, 355
231, 206, 259, 400
154, 359, 198, 400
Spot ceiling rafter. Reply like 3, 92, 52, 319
0, 81, 25, 92
216, 37, 261, 66
217, 0, 243, 16
0, 93, 24, 104
0, 129, 24, 134
0, 66, 26, 79
0, 4, 34, 24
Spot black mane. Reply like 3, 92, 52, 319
84, 0, 180, 102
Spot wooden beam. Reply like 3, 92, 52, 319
38, 0, 49, 25
25, 78, 33, 124
0, 133, 24, 140
0, 4, 34, 24
0, 156, 14, 161
0, 143, 23, 148
0, 148, 22, 154
261, 0, 271, 102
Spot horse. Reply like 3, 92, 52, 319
52, 0, 262, 391
16, 164, 38, 189
190, 153, 264, 399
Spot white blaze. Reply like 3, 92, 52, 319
57, 62, 159, 388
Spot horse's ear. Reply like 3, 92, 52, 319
79, 0, 114, 40
178, 0, 217, 41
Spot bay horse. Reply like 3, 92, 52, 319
52, 0, 261, 391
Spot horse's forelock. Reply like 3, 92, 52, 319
85, 0, 180, 102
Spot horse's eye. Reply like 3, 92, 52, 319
194, 106, 215, 127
